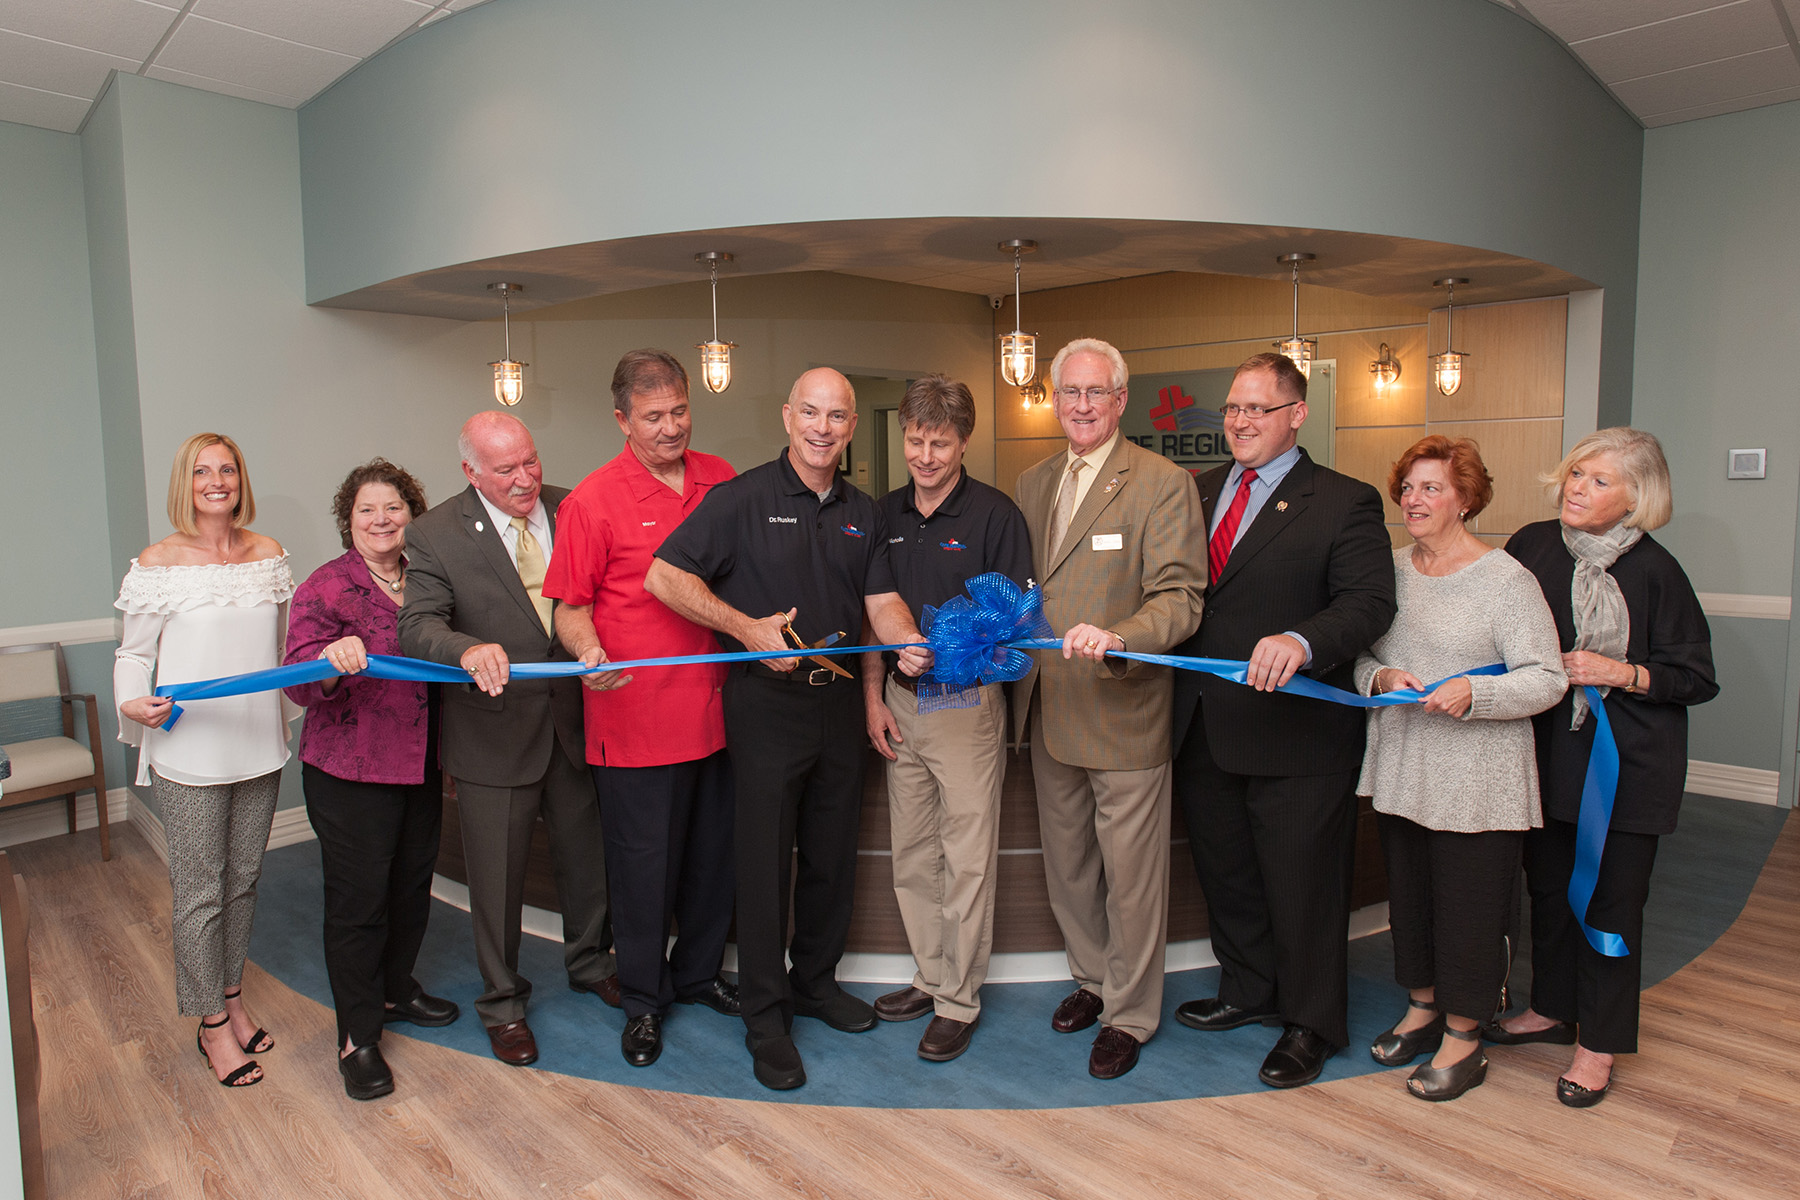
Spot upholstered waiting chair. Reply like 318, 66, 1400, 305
0, 643, 110, 861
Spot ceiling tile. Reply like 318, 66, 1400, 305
153, 15, 361, 102
142, 63, 307, 108
0, 0, 178, 63
1514, 0, 1732, 43
1612, 43, 1800, 112
1641, 82, 1800, 124
1576, 1, 1788, 82
0, 78, 95, 133
0, 29, 138, 101
189, 0, 432, 58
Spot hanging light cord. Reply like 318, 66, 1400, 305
1013, 246, 1023, 328
502, 285, 513, 362
1291, 257, 1300, 338
710, 258, 721, 343
1445, 279, 1455, 348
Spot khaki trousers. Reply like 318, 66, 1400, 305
1030, 706, 1171, 1043
884, 678, 1007, 1021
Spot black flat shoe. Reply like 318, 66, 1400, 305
746, 1032, 805, 1090
339, 1043, 395, 1101
1174, 996, 1279, 1032
794, 989, 876, 1033
675, 977, 741, 1016
622, 1014, 663, 1068
1481, 1018, 1576, 1046
1371, 999, 1445, 1067
1405, 1027, 1488, 1102
1557, 1073, 1610, 1107
384, 991, 461, 1028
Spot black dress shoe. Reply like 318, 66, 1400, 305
339, 1044, 394, 1101
621, 1014, 663, 1068
794, 989, 877, 1033
1051, 987, 1104, 1033
570, 973, 623, 1008
675, 976, 741, 1016
1175, 996, 1280, 1032
1088, 1025, 1142, 1079
1259, 1024, 1337, 1088
384, 991, 461, 1028
1482, 1018, 1576, 1046
746, 1032, 806, 1090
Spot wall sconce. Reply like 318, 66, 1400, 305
487, 282, 527, 407
1368, 342, 1401, 394
1431, 276, 1471, 396
1273, 252, 1317, 379
998, 239, 1038, 387
695, 251, 736, 394
1019, 379, 1048, 411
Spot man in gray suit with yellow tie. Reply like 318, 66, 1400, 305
1013, 338, 1206, 1079
400, 411, 616, 1068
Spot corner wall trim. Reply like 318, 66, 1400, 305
0, 617, 120, 648
1696, 593, 1791, 620
125, 793, 316, 864
1685, 759, 1781, 806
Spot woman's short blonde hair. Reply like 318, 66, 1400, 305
1542, 427, 1672, 531
166, 432, 255, 535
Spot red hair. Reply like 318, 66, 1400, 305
1388, 435, 1493, 519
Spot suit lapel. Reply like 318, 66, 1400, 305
1195, 463, 1230, 534
459, 486, 543, 630
1213, 452, 1315, 591
1048, 440, 1133, 579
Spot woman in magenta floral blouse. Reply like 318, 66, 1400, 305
284, 458, 460, 1102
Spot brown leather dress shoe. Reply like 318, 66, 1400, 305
1051, 987, 1104, 1033
487, 1019, 539, 1066
917, 1015, 977, 1061
875, 985, 935, 1022
570, 973, 622, 1008
1088, 1025, 1141, 1079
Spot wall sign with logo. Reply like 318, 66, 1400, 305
1123, 363, 1335, 474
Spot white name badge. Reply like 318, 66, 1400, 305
1091, 533, 1123, 551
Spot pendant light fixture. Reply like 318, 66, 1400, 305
1431, 277, 1471, 396
1368, 342, 1402, 395
998, 239, 1038, 388
487, 282, 527, 407
1273, 252, 1317, 379
695, 251, 736, 394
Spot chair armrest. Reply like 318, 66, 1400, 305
60, 693, 97, 704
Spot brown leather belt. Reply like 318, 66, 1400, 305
888, 669, 919, 694
747, 662, 853, 686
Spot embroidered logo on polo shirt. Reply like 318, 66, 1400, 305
939, 538, 967, 551
888, 536, 905, 544
840, 525, 867, 538
769, 516, 799, 524
642, 521, 656, 526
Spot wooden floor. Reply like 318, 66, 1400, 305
13, 814, 1798, 1200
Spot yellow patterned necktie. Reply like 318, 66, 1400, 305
510, 516, 553, 635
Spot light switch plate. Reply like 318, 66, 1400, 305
1727, 448, 1766, 480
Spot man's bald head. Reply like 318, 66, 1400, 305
459, 411, 543, 518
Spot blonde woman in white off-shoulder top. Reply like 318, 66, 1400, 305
114, 432, 299, 1089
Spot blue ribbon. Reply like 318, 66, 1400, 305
1569, 685, 1628, 957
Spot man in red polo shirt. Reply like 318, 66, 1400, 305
544, 348, 740, 1069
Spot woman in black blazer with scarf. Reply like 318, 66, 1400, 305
1497, 427, 1717, 1108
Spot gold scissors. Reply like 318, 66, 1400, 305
781, 620, 854, 683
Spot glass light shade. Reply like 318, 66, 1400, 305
697, 340, 735, 394
1432, 350, 1465, 397
1000, 331, 1037, 388
1369, 357, 1400, 394
1274, 336, 1316, 379
491, 359, 526, 407
1019, 379, 1047, 410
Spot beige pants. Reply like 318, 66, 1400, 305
884, 677, 1007, 1021
1030, 706, 1171, 1043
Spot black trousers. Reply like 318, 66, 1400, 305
1176, 715, 1358, 1048
591, 750, 735, 1019
723, 668, 866, 1043
1378, 814, 1522, 1022
1523, 816, 1659, 1054
301, 762, 443, 1048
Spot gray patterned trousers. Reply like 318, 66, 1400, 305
151, 769, 282, 1016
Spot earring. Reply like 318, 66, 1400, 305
1460, 510, 1468, 519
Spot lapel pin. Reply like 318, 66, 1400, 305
1275, 501, 1288, 512
1103, 477, 1119, 494
475, 520, 484, 532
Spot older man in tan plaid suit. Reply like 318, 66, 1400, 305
1012, 337, 1206, 1079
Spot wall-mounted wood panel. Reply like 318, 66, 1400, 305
997, 437, 1065, 497
1336, 426, 1427, 523
1431, 418, 1564, 536
1427, 297, 1567, 421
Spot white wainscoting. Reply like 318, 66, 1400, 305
1696, 593, 1791, 620
1684, 760, 1781, 806
0, 616, 119, 648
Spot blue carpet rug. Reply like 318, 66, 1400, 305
246, 794, 1787, 1108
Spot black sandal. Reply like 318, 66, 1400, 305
1405, 1025, 1488, 1102
223, 988, 275, 1054
197, 1014, 263, 1087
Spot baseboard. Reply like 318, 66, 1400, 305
1694, 593, 1790, 620
125, 793, 317, 864
1685, 759, 1781, 806
0, 786, 130, 849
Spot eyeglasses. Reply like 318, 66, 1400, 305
1219, 401, 1299, 419
1054, 386, 1120, 404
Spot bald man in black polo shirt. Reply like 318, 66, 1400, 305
860, 375, 1031, 1063
647, 367, 931, 1091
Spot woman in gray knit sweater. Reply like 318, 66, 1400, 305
1354, 436, 1566, 1101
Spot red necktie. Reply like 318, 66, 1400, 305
1208, 468, 1258, 584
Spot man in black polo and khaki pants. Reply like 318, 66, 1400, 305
859, 375, 1032, 1062
647, 367, 931, 1092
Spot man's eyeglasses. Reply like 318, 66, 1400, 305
1054, 386, 1120, 403
1219, 401, 1299, 419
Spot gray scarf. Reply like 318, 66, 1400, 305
1562, 521, 1642, 729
